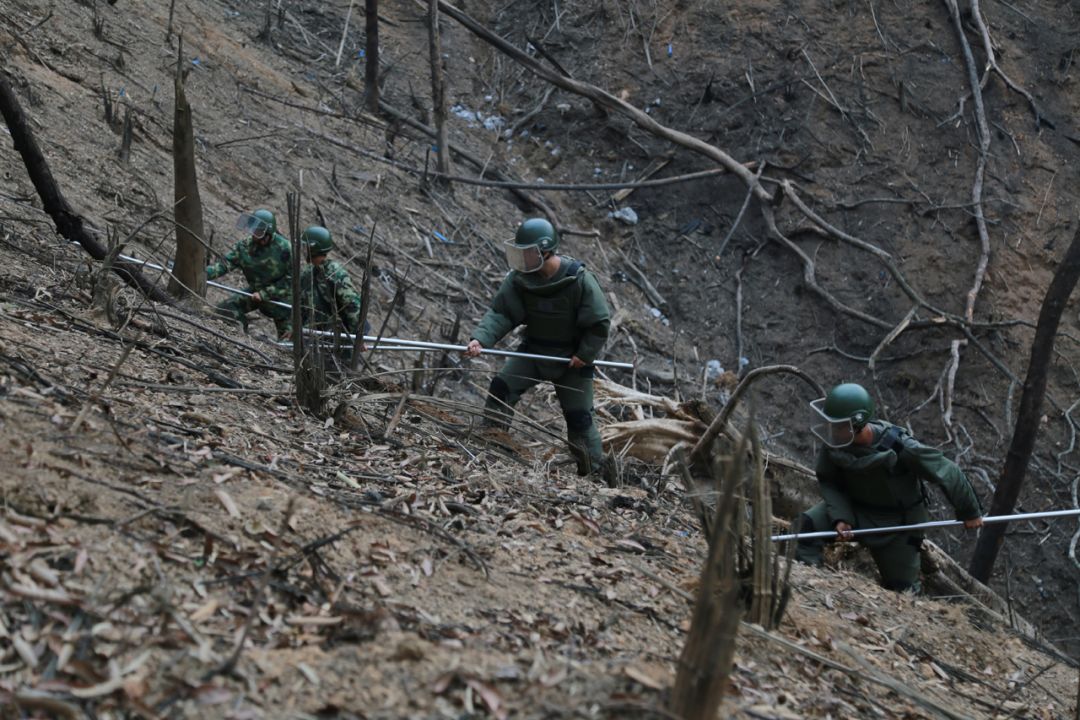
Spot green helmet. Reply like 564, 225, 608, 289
251, 208, 276, 237
823, 383, 875, 429
301, 225, 333, 256
514, 217, 559, 252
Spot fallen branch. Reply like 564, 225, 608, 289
0, 72, 171, 304
435, 0, 768, 201
941, 0, 993, 444
968, 0, 1051, 128
691, 364, 823, 460
761, 205, 890, 330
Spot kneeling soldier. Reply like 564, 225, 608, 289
206, 208, 293, 338
797, 382, 983, 593
297, 226, 368, 347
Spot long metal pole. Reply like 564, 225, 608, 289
305, 329, 635, 369
118, 253, 293, 309
120, 253, 635, 369
770, 507, 1080, 542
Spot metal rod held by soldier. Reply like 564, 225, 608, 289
769, 507, 1080, 542
118, 253, 292, 308
305, 329, 635, 370
118, 253, 635, 369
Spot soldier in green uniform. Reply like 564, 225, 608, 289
206, 208, 293, 338
297, 225, 367, 344
796, 383, 984, 592
463, 218, 611, 479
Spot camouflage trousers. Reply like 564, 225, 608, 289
213, 292, 292, 339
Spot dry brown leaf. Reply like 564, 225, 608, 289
212, 467, 243, 485
614, 538, 647, 553
929, 662, 950, 682
195, 685, 233, 706
431, 671, 456, 694
70, 671, 125, 699
569, 511, 601, 536
371, 576, 392, 597
214, 489, 241, 518
0, 521, 19, 544
13, 634, 38, 668
298, 663, 320, 685
28, 559, 59, 587
463, 677, 507, 720
6, 581, 79, 606
189, 597, 219, 623
623, 662, 671, 690
73, 548, 88, 575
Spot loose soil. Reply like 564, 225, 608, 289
0, 0, 1078, 717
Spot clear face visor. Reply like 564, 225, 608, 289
235, 212, 272, 240
503, 240, 545, 273
809, 398, 857, 448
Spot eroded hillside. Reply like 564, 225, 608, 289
0, 0, 1079, 717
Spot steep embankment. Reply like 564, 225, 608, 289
0, 0, 1078, 717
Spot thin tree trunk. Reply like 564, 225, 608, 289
1074, 667, 1079, 720
169, 36, 207, 300
669, 442, 745, 719
364, 0, 380, 114
428, 0, 452, 177
0, 72, 171, 304
969, 226, 1080, 582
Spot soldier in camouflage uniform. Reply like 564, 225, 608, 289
797, 383, 984, 593
464, 218, 612, 480
206, 208, 293, 338
297, 226, 367, 343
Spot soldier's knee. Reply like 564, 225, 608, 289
488, 376, 510, 404
564, 408, 593, 433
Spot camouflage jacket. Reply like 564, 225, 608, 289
206, 233, 292, 300
300, 259, 363, 335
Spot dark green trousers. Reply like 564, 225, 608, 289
483, 356, 603, 476
795, 501, 923, 593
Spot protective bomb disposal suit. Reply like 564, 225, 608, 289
797, 420, 982, 592
471, 257, 610, 475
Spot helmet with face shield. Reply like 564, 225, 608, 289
504, 217, 559, 273
810, 383, 875, 448
235, 209, 277, 241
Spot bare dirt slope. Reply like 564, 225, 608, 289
0, 0, 1079, 717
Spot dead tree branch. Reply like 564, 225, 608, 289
942, 0, 993, 444
0, 72, 171, 304
691, 364, 824, 460
435, 0, 769, 201
970, 225, 1080, 583
969, 0, 1050, 128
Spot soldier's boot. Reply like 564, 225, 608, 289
481, 376, 513, 431
565, 409, 606, 481
794, 511, 825, 567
